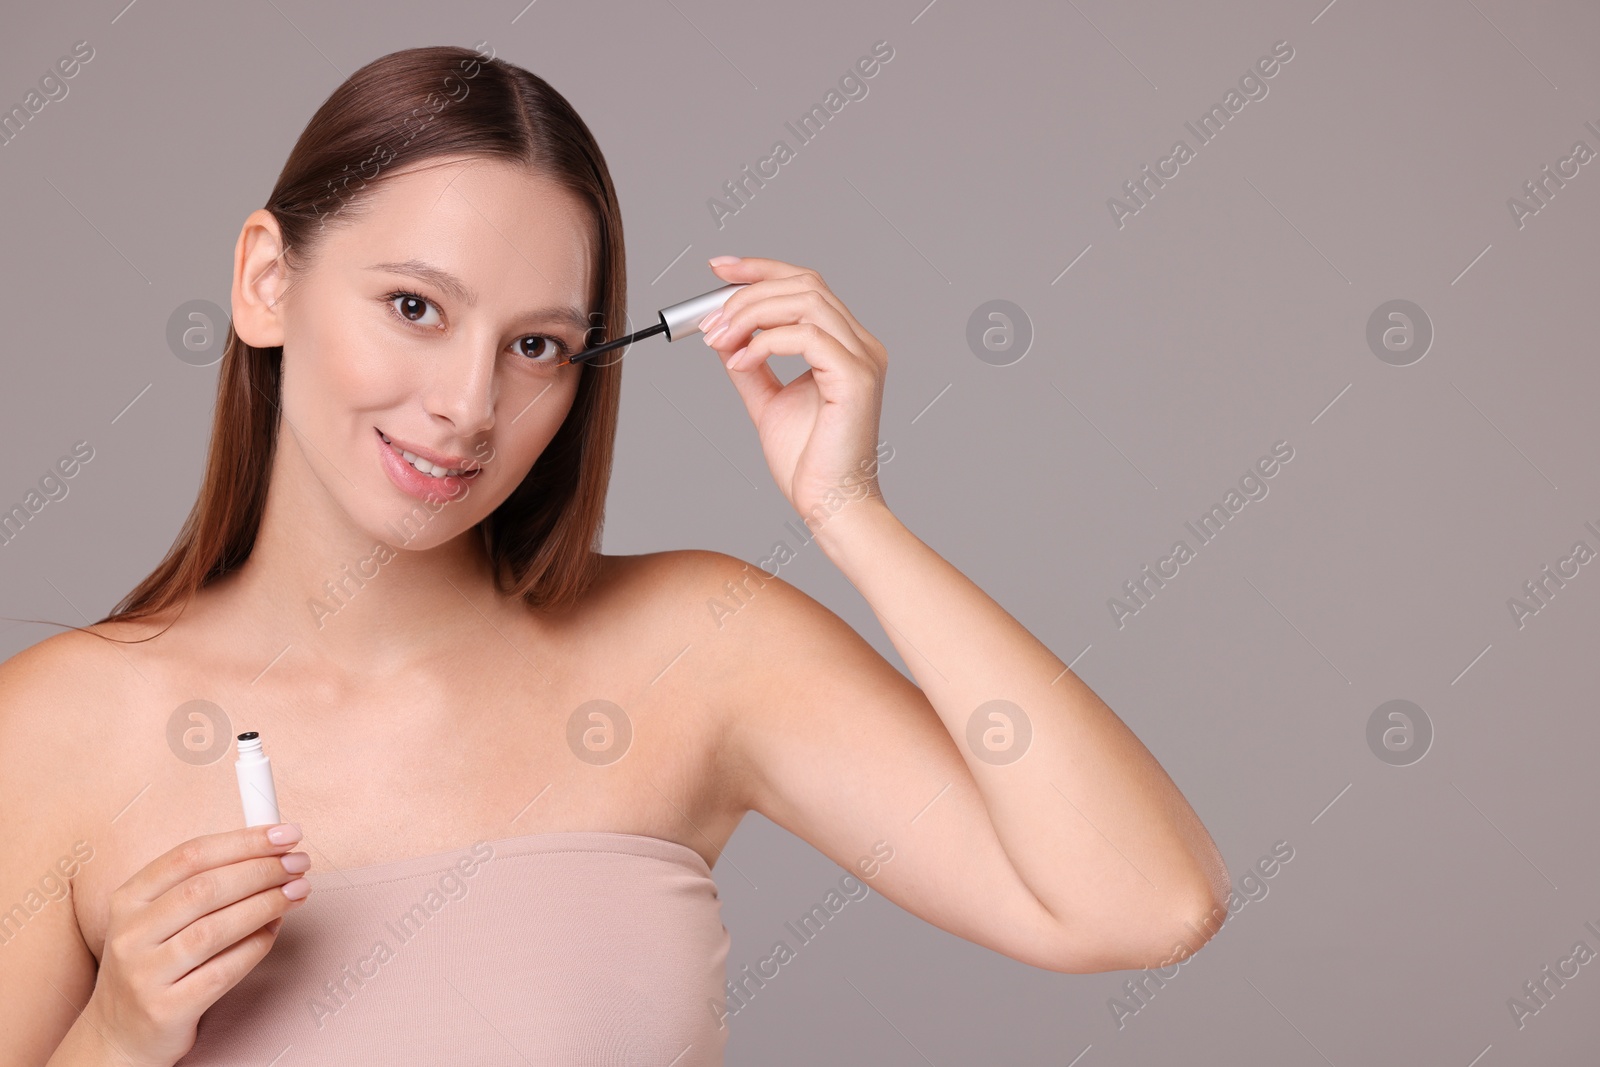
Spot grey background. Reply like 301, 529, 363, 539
3, 0, 1598, 1063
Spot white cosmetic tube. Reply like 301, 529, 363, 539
235, 731, 282, 827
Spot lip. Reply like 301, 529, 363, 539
377, 428, 482, 472
375, 427, 483, 503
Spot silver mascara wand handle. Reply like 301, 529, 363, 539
564, 282, 749, 365
660, 283, 748, 341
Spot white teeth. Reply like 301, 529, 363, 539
402, 450, 458, 478
379, 432, 462, 478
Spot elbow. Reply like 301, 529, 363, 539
1165, 875, 1232, 961
1112, 887, 1232, 974
1129, 832, 1236, 968
1126, 883, 1222, 979
1132, 866, 1233, 971
1044, 869, 1233, 975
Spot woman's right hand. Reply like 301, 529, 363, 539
80, 824, 312, 1067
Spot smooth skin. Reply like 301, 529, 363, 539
38, 827, 312, 1067
1, 154, 1229, 1067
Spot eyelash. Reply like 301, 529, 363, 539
381, 289, 574, 364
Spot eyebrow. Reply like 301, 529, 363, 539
366, 259, 592, 335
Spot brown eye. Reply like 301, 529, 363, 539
516, 335, 566, 364
389, 292, 440, 326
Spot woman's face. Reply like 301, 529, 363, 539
239, 155, 596, 549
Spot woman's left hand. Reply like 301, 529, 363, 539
697, 255, 889, 525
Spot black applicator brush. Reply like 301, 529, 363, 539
559, 283, 748, 366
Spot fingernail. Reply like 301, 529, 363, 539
280, 852, 311, 874
728, 346, 749, 369
706, 320, 731, 345
282, 878, 311, 900
698, 308, 724, 334
267, 823, 302, 845
708, 255, 741, 266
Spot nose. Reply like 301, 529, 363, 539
421, 332, 496, 437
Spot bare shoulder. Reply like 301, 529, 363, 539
1, 615, 184, 824
0, 621, 154, 806
591, 547, 822, 641
0, 627, 135, 932
595, 545, 873, 779
0, 617, 183, 1062
590, 547, 757, 596
0, 622, 143, 747
0, 613, 173, 700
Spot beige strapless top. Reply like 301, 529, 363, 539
173, 831, 731, 1065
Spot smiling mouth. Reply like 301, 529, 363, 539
377, 429, 483, 480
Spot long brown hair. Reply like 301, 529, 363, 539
95, 44, 626, 638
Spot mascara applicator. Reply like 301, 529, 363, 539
560, 282, 747, 366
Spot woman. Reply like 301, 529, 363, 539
4, 44, 1229, 1066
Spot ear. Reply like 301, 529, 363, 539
232, 209, 290, 348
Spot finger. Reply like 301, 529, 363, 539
706, 255, 815, 284
702, 290, 869, 364
156, 878, 310, 985
145, 850, 311, 946
711, 275, 863, 353
719, 340, 783, 411
708, 262, 855, 331
722, 321, 869, 413
124, 825, 302, 905
169, 895, 304, 998
709, 259, 874, 352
